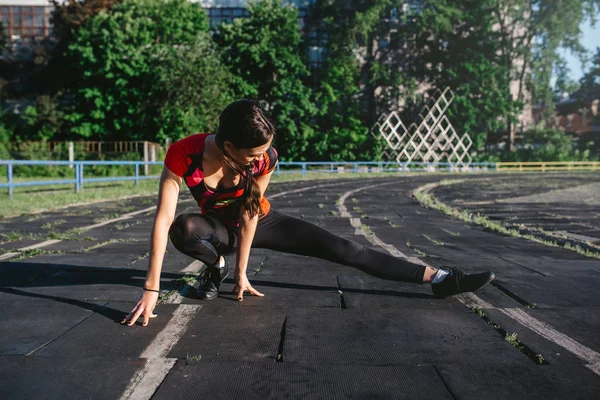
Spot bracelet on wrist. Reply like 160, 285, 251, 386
143, 287, 160, 293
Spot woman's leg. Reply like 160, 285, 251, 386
168, 213, 235, 266
252, 210, 427, 284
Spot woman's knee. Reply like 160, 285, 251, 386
168, 213, 212, 245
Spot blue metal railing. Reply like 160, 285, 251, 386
0, 160, 497, 198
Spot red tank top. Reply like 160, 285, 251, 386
164, 133, 278, 227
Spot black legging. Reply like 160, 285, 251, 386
168, 210, 426, 283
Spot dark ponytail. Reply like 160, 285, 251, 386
215, 100, 275, 219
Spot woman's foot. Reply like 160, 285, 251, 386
197, 256, 229, 300
431, 267, 495, 298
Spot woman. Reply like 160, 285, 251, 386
122, 100, 494, 327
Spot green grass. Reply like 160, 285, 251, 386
10, 248, 66, 261
413, 182, 600, 260
406, 239, 428, 257
131, 251, 150, 264
185, 354, 202, 363
0, 180, 160, 220
361, 224, 373, 236
471, 306, 545, 365
42, 219, 67, 230
422, 234, 445, 246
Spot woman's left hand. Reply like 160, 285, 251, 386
232, 272, 264, 301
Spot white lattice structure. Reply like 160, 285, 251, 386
371, 88, 473, 167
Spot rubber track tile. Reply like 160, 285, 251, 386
493, 275, 600, 307
0, 356, 141, 399
436, 362, 600, 400
153, 361, 454, 400
166, 305, 286, 362
337, 275, 470, 310
0, 297, 105, 355
35, 302, 188, 358
188, 274, 341, 308
283, 308, 528, 365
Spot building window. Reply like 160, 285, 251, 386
203, 7, 249, 28
0, 6, 52, 40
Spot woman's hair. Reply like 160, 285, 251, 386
215, 99, 275, 219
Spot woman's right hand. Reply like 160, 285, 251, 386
121, 290, 159, 327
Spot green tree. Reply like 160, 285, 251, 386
215, 0, 317, 160
575, 47, 600, 123
307, 0, 392, 161
0, 21, 6, 52
553, 58, 581, 101
61, 0, 233, 141
490, 0, 599, 151
407, 0, 518, 153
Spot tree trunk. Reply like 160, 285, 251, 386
507, 121, 516, 152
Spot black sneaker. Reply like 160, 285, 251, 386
431, 267, 495, 298
197, 256, 229, 301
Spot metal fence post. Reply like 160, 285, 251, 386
8, 164, 13, 198
144, 141, 149, 176
79, 163, 84, 190
276, 163, 280, 177
135, 164, 140, 186
330, 163, 334, 174
302, 163, 306, 177
75, 162, 80, 193
69, 142, 74, 169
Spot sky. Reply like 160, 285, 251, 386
559, 16, 600, 83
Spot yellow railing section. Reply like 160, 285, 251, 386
496, 161, 600, 172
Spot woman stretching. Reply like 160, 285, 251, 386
122, 100, 494, 327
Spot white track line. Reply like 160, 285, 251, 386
119, 358, 177, 400
269, 181, 361, 199
78, 206, 158, 232
0, 252, 20, 261
338, 182, 600, 376
500, 307, 600, 370
337, 182, 427, 267
139, 304, 200, 358
120, 304, 201, 400
19, 240, 63, 250
0, 200, 195, 262
181, 260, 204, 274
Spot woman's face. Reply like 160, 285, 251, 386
225, 136, 273, 167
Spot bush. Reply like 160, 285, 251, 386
473, 128, 598, 162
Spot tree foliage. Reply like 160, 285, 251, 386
476, 127, 596, 161
60, 0, 233, 141
214, 0, 318, 160
575, 47, 600, 124
307, 0, 399, 161
0, 22, 6, 52
406, 0, 518, 151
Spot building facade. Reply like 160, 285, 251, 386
0, 0, 53, 41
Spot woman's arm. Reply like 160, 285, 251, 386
145, 168, 182, 289
122, 166, 181, 326
236, 211, 259, 278
233, 170, 274, 301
